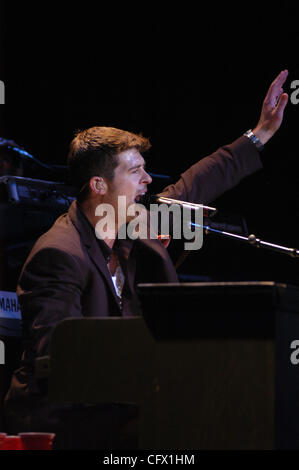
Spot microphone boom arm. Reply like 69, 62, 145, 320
191, 222, 299, 259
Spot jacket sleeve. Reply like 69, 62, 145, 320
159, 136, 263, 204
17, 247, 85, 357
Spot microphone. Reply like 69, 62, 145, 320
142, 194, 217, 218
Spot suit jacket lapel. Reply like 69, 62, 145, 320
68, 201, 122, 309
68, 202, 178, 307
115, 238, 136, 297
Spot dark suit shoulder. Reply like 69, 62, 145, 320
28, 212, 85, 261
18, 211, 90, 288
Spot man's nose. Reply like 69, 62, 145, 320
142, 170, 152, 185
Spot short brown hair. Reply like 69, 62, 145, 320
67, 126, 151, 199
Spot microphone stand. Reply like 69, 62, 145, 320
191, 222, 299, 259
144, 194, 299, 259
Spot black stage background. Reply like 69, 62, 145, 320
1, 3, 299, 287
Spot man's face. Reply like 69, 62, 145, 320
104, 147, 152, 211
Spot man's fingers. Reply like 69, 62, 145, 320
264, 69, 289, 107
275, 92, 289, 118
270, 69, 289, 91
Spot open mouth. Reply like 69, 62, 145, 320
134, 192, 146, 203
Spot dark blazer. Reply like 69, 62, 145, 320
4, 136, 262, 437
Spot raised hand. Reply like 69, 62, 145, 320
253, 70, 289, 145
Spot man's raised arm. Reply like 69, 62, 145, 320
160, 70, 289, 204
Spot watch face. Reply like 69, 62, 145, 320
243, 130, 264, 151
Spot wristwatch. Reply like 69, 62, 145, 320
243, 129, 264, 151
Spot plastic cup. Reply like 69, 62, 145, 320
0, 433, 7, 449
18, 432, 55, 450
1, 435, 23, 450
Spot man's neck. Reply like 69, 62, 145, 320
79, 198, 116, 249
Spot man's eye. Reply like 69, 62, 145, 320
132, 166, 145, 174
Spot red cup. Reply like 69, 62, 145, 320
1, 435, 23, 450
0, 433, 7, 449
18, 432, 55, 450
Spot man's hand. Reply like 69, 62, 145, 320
252, 69, 289, 145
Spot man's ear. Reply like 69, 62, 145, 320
90, 176, 107, 195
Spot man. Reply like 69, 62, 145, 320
4, 70, 289, 449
